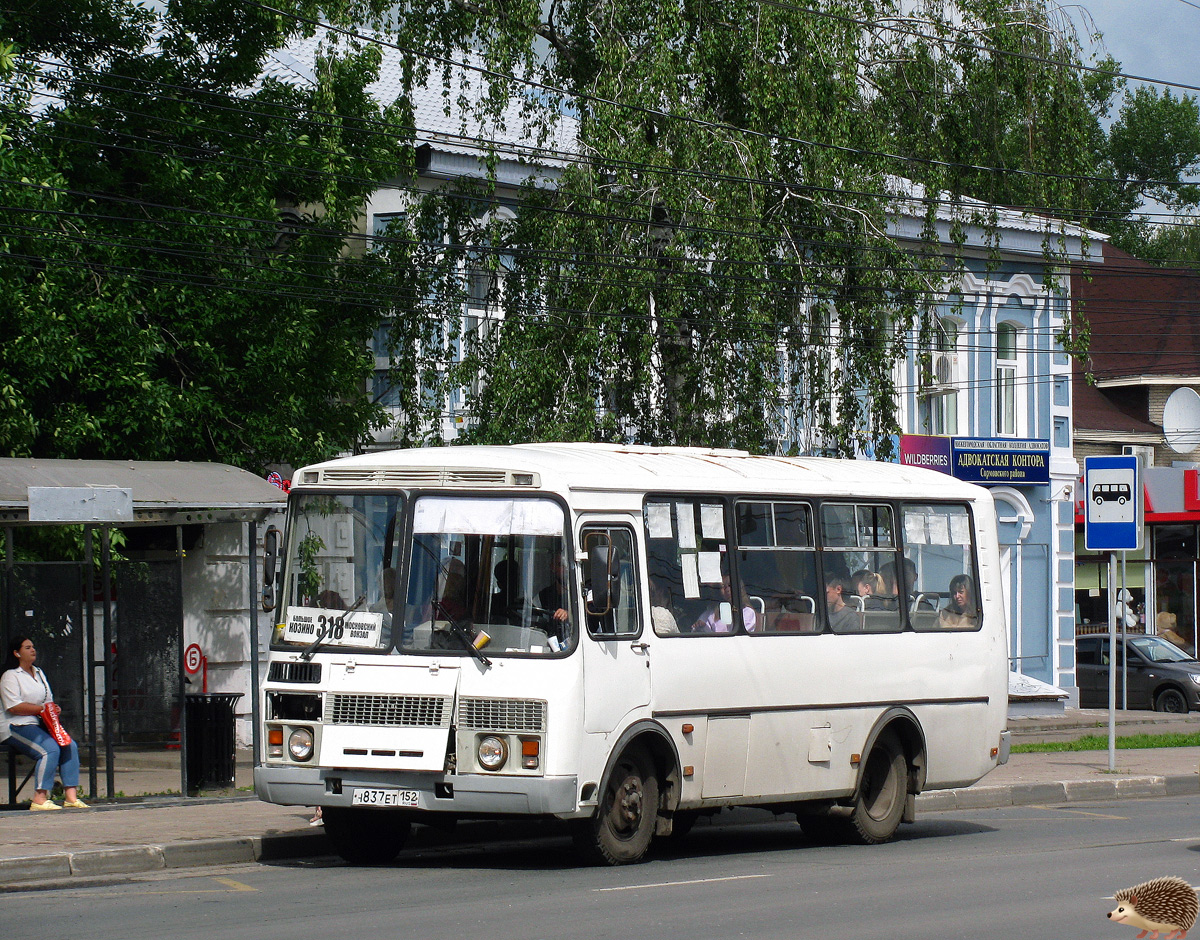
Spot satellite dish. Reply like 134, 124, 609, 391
1163, 387, 1200, 454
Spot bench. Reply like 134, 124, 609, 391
2, 739, 37, 808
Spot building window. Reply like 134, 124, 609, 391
370, 212, 406, 252
996, 323, 1018, 436
919, 317, 959, 435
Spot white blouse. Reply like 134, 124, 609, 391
0, 666, 52, 741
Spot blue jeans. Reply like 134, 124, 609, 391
7, 724, 80, 792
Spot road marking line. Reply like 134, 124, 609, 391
212, 877, 257, 892
1024, 805, 1127, 819
595, 874, 771, 892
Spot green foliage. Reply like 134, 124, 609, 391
1129, 216, 1200, 270
1108, 88, 1200, 211
375, 0, 1100, 455
0, 1, 414, 470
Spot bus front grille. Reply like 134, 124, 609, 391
325, 693, 451, 728
458, 697, 547, 733
267, 661, 322, 684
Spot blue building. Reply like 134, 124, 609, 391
891, 208, 1097, 697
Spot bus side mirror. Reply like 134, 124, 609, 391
262, 526, 280, 612
586, 535, 612, 615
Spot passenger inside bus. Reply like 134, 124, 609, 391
649, 579, 680, 635
317, 589, 347, 610
852, 569, 887, 610
879, 557, 917, 611
825, 576, 861, 632
691, 573, 756, 633
490, 559, 521, 625
938, 574, 978, 629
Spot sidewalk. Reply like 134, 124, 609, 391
1, 709, 1197, 889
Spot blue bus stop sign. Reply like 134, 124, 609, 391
1084, 455, 1143, 552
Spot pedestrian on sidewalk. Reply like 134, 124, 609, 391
1, 636, 88, 810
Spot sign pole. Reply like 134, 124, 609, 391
1121, 551, 1129, 711
1108, 552, 1117, 771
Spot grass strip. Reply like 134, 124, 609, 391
1013, 731, 1200, 753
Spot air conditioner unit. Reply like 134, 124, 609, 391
933, 352, 958, 386
1122, 444, 1155, 466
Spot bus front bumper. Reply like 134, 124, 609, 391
254, 765, 579, 816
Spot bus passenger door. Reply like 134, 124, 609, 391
579, 522, 651, 734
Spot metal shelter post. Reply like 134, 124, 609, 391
177, 525, 187, 797
100, 526, 115, 798
84, 526, 98, 798
248, 521, 261, 766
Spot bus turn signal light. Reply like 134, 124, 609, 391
521, 738, 540, 769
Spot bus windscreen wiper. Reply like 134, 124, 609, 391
301, 594, 365, 661
434, 600, 491, 668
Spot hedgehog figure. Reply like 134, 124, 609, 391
1108, 877, 1199, 939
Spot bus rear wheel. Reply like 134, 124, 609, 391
848, 736, 908, 844
576, 746, 659, 865
323, 807, 411, 865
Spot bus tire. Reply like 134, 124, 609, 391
576, 745, 659, 865
848, 735, 908, 844
323, 807, 411, 865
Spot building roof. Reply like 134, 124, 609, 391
1072, 242, 1200, 384
1071, 361, 1162, 435
0, 459, 286, 526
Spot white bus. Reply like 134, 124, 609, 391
255, 444, 1010, 864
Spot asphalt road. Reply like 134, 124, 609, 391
9, 797, 1200, 940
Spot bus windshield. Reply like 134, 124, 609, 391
275, 492, 403, 653
399, 496, 571, 657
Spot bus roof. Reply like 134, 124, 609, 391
295, 443, 985, 501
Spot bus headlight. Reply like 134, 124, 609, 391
477, 734, 508, 771
288, 727, 314, 762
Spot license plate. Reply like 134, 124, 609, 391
351, 787, 419, 807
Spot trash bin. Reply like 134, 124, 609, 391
183, 692, 243, 793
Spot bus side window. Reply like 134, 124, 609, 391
583, 526, 640, 638
901, 503, 982, 633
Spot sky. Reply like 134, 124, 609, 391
1073, 0, 1200, 94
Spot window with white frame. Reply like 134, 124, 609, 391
919, 318, 959, 435
996, 322, 1018, 436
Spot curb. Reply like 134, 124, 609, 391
0, 831, 326, 889
914, 773, 1197, 812
2, 775, 1196, 889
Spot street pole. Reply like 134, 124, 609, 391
1108, 551, 1117, 771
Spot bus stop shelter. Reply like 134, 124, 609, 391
0, 458, 285, 800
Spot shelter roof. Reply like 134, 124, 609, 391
0, 459, 286, 526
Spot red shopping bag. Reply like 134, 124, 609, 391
40, 702, 72, 746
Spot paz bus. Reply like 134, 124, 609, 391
255, 444, 1010, 864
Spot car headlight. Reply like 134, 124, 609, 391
1188, 675, 1200, 686
477, 734, 508, 771
288, 727, 315, 762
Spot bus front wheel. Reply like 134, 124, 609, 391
323, 807, 411, 865
575, 746, 659, 865
848, 736, 908, 844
